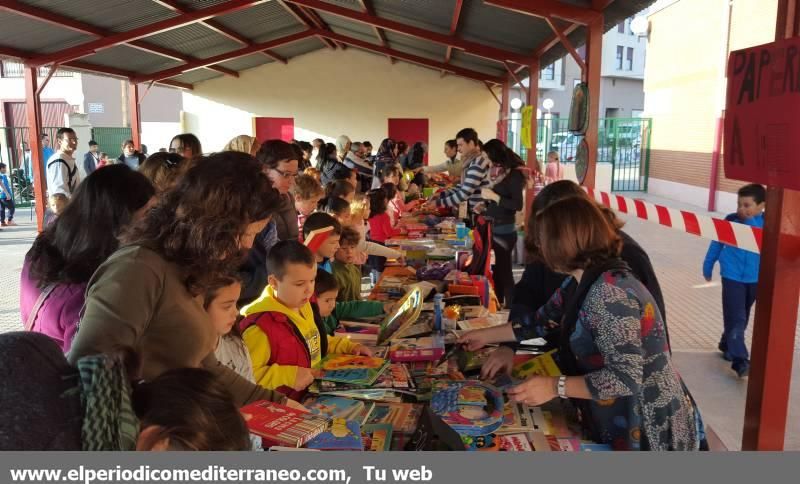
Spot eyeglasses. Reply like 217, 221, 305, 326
271, 167, 298, 179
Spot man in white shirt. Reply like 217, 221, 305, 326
46, 128, 80, 215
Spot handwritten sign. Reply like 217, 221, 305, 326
724, 37, 800, 189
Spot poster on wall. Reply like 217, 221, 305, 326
724, 36, 800, 190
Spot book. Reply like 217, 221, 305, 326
389, 336, 445, 362
239, 401, 329, 448
361, 423, 393, 451
335, 321, 379, 344
457, 316, 503, 331
376, 287, 423, 345
373, 363, 415, 389
430, 381, 505, 436
498, 433, 534, 451
497, 401, 536, 434
314, 354, 391, 386
511, 349, 562, 379
304, 396, 365, 420
305, 419, 363, 451
354, 401, 376, 426
366, 402, 423, 434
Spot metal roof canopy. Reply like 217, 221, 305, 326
0, 0, 652, 89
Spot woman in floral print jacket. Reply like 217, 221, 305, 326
459, 196, 704, 451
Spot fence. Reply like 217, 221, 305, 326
0, 126, 132, 207
505, 116, 652, 192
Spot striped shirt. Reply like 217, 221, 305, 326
435, 152, 490, 210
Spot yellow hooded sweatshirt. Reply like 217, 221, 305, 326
240, 285, 357, 391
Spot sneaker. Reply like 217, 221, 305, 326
721, 352, 732, 362
734, 364, 750, 378
0, 222, 6, 227
6, 220, 16, 226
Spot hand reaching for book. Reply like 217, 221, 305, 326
481, 346, 514, 379
283, 398, 309, 413
506, 376, 558, 406
293, 366, 316, 391
351, 344, 373, 357
457, 329, 491, 352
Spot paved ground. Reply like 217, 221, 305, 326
1, 198, 798, 450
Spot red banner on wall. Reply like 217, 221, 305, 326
724, 36, 800, 190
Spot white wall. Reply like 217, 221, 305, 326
0, 74, 84, 125
141, 121, 182, 154
182, 48, 498, 154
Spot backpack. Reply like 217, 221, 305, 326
47, 158, 77, 192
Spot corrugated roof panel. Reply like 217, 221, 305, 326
80, 45, 184, 75
216, 53, 272, 72
449, 50, 506, 77
318, 0, 363, 12
214, 1, 303, 41
176, 0, 233, 8
252, 24, 309, 44
329, 25, 384, 46
144, 23, 242, 59
383, 31, 447, 59
0, 11, 92, 54
268, 37, 327, 59
169, 69, 224, 85
321, 13, 378, 38
22, 0, 178, 33
372, 0, 454, 32
459, 0, 550, 55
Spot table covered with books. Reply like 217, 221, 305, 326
241, 213, 610, 452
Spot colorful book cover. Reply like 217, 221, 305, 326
389, 336, 445, 362
353, 401, 375, 426
304, 396, 365, 420
376, 287, 423, 345
315, 354, 390, 386
239, 401, 329, 448
373, 363, 415, 389
511, 349, 562, 379
361, 423, 393, 451
430, 381, 505, 436
367, 402, 423, 434
306, 419, 363, 451
457, 316, 502, 331
497, 401, 536, 434
498, 433, 534, 451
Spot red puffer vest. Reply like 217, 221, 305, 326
239, 311, 311, 402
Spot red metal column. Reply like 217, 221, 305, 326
525, 60, 540, 222
582, 14, 603, 189
24, 66, 46, 231
499, 79, 510, 142
742, 0, 800, 451
129, 82, 142, 150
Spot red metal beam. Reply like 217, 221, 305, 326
442, 0, 464, 76
276, 0, 336, 49
301, 6, 345, 49
317, 30, 503, 84
742, 0, 800, 451
358, 0, 393, 63
0, 45, 193, 90
484, 81, 501, 106
535, 23, 581, 57
544, 16, 586, 72
260, 51, 288, 64
582, 14, 603, 188
499, 79, 510, 142
132, 29, 315, 83
504, 62, 526, 103
286, 0, 533, 66
483, 0, 602, 26
129, 83, 142, 150
27, 0, 268, 67
23, 66, 47, 231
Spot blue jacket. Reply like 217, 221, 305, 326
703, 213, 763, 283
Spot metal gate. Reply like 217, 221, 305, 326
91, 127, 132, 158
505, 116, 652, 192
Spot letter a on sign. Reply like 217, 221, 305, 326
724, 37, 800, 189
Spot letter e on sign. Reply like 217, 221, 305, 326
724, 36, 800, 189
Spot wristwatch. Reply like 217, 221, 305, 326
557, 375, 567, 399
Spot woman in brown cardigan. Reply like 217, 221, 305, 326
68, 151, 295, 407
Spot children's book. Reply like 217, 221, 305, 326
389, 336, 445, 362
497, 401, 536, 434
430, 381, 505, 437
366, 402, 423, 434
305, 419, 363, 451
314, 354, 390, 386
457, 316, 503, 331
335, 321, 379, 344
239, 401, 329, 448
497, 433, 534, 451
511, 349, 562, 379
303, 396, 365, 420
354, 401, 376, 426
361, 423, 393, 451
373, 363, 415, 389
376, 287, 423, 345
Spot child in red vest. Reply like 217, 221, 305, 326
239, 240, 371, 400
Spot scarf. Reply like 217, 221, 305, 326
77, 354, 139, 451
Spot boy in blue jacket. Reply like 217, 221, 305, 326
703, 183, 766, 378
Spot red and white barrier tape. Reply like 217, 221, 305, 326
585, 188, 763, 254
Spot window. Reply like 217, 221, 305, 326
617, 21, 625, 33
626, 47, 634, 70
616, 46, 624, 70
541, 63, 555, 81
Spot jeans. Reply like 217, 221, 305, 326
719, 278, 757, 370
492, 231, 518, 307
0, 199, 14, 223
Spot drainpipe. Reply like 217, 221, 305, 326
707, 0, 733, 212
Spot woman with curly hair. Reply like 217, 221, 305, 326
68, 152, 292, 407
